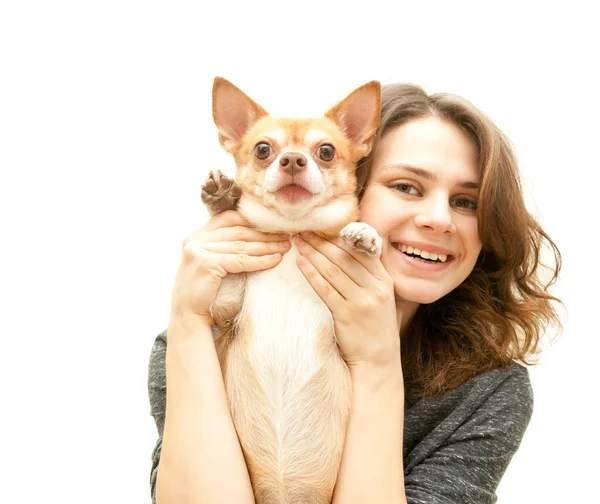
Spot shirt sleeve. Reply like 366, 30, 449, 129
404, 367, 534, 504
147, 330, 168, 504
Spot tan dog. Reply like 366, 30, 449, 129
202, 77, 382, 504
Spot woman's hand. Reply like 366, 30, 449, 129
171, 210, 291, 325
294, 231, 400, 369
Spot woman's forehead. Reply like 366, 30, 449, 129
372, 117, 479, 182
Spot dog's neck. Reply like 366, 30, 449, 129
238, 193, 360, 236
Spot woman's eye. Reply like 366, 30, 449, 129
452, 198, 477, 210
392, 183, 419, 195
254, 143, 272, 160
318, 144, 335, 162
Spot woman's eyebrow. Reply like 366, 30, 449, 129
381, 163, 479, 189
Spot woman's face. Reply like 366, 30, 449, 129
360, 116, 482, 305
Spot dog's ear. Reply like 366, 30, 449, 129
212, 77, 268, 152
325, 81, 381, 154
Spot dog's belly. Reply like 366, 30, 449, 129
245, 245, 331, 393
229, 244, 351, 502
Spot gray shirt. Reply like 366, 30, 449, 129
148, 329, 533, 503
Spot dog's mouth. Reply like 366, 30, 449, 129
272, 184, 315, 204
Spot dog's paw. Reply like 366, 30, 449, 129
201, 170, 242, 215
339, 222, 382, 256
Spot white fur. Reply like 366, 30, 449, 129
243, 244, 333, 436
238, 194, 357, 233
303, 129, 334, 146
339, 222, 383, 255
257, 127, 288, 146
263, 152, 326, 196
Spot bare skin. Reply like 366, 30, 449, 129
156, 209, 291, 504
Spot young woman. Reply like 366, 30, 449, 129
148, 83, 562, 504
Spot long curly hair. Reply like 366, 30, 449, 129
356, 83, 563, 398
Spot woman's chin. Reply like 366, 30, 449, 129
394, 282, 449, 305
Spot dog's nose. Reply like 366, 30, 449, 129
280, 152, 307, 175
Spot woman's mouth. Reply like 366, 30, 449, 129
391, 242, 454, 264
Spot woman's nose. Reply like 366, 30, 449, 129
414, 194, 456, 234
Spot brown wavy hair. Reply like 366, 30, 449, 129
356, 83, 563, 398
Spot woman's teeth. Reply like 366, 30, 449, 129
393, 243, 448, 263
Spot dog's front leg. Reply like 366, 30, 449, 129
201, 169, 242, 216
200, 169, 246, 336
210, 272, 246, 337
339, 222, 383, 257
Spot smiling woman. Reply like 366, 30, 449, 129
304, 83, 564, 504
355, 84, 562, 396
361, 116, 483, 307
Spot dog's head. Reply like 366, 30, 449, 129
212, 77, 381, 233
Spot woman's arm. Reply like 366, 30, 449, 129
155, 314, 255, 504
293, 232, 533, 504
332, 360, 408, 504
294, 231, 408, 503
151, 210, 289, 503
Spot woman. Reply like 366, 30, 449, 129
148, 83, 562, 503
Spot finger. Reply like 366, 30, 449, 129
296, 236, 360, 300
184, 226, 289, 249
298, 232, 375, 288
202, 210, 289, 238
296, 253, 346, 309
200, 240, 291, 256
202, 210, 252, 232
206, 226, 290, 243
219, 251, 284, 274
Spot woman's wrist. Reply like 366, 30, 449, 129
169, 308, 215, 335
349, 354, 404, 392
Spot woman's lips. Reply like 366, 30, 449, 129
391, 242, 454, 271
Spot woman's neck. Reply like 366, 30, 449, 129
396, 298, 420, 338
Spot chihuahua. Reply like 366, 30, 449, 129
201, 77, 382, 504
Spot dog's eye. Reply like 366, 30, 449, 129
254, 143, 272, 160
318, 144, 335, 162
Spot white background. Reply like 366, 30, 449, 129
1, 1, 598, 503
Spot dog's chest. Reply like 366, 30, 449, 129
243, 244, 333, 389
